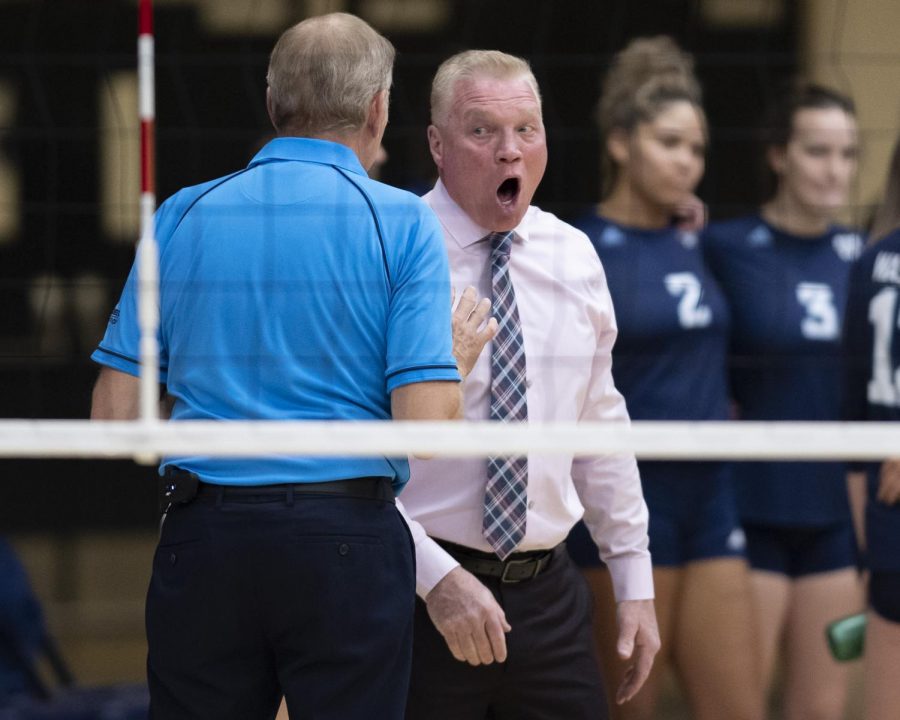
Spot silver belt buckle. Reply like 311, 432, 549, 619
500, 556, 541, 583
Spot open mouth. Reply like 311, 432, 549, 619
497, 177, 520, 206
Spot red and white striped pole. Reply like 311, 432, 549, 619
137, 0, 159, 424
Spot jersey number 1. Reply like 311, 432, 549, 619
867, 286, 900, 407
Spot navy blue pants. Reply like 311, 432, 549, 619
146, 484, 415, 720
406, 546, 607, 720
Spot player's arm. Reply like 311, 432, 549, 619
846, 470, 867, 557
877, 459, 900, 505
841, 257, 873, 553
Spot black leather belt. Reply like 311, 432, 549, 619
436, 539, 556, 583
197, 477, 394, 503
160, 466, 394, 509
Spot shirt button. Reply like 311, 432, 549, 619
526, 379, 533, 388
338, 543, 350, 556
528, 501, 535, 510
169, 553, 177, 566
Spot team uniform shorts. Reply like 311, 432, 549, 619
866, 491, 900, 623
568, 461, 745, 568
742, 522, 857, 577
870, 572, 900, 623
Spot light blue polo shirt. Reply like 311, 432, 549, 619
92, 137, 460, 490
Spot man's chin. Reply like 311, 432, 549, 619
481, 202, 528, 232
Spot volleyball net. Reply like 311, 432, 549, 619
0, 419, 896, 463
5, 4, 900, 712
1, 0, 899, 467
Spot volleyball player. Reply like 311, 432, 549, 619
565, 37, 763, 720
843, 135, 900, 720
704, 83, 864, 720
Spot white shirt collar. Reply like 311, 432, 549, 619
425, 178, 533, 249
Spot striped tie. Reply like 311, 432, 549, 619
482, 231, 529, 560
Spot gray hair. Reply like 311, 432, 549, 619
430, 50, 542, 126
266, 13, 395, 137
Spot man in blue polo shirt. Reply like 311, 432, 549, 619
90, 13, 494, 720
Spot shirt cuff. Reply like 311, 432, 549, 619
605, 554, 654, 601
385, 364, 460, 393
414, 535, 460, 598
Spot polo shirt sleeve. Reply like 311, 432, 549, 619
384, 203, 460, 392
91, 197, 179, 381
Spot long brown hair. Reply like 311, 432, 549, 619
870, 135, 900, 243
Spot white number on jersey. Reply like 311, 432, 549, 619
867, 286, 900, 407
796, 282, 839, 340
664, 272, 712, 329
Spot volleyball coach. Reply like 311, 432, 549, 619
400, 50, 659, 720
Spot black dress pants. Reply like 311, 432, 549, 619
406, 546, 608, 720
146, 485, 415, 720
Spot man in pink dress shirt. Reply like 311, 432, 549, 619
399, 50, 660, 720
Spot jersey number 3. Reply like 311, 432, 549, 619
868, 286, 900, 407
796, 283, 839, 340
665, 273, 712, 329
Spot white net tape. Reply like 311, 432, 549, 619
0, 420, 896, 461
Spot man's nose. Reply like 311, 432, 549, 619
495, 130, 523, 163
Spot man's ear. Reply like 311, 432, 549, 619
265, 87, 278, 132
366, 90, 389, 138
427, 124, 443, 170
607, 128, 630, 166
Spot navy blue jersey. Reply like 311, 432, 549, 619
705, 214, 864, 526
842, 228, 900, 571
577, 214, 731, 491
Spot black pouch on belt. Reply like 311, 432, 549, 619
158, 466, 200, 514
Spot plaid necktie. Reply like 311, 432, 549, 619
482, 231, 529, 559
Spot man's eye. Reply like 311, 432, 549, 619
473, 127, 486, 136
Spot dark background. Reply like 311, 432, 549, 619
0, 0, 798, 530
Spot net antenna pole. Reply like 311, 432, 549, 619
137, 0, 159, 425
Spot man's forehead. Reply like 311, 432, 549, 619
450, 75, 541, 115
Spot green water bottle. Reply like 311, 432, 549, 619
825, 612, 866, 662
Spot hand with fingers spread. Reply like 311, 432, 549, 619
424, 566, 511, 666
451, 286, 498, 380
614, 598, 660, 705
877, 458, 900, 505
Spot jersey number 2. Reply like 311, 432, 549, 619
665, 273, 711, 329
868, 286, 900, 407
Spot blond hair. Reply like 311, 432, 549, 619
597, 36, 704, 196
430, 50, 541, 126
266, 13, 395, 137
